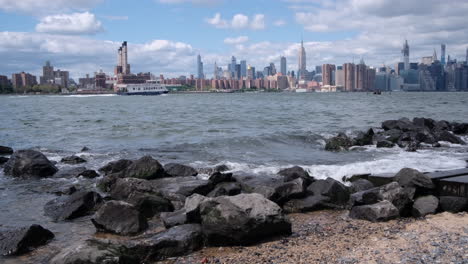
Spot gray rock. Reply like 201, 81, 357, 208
349, 200, 399, 222
353, 128, 375, 146
184, 194, 211, 222
61, 155, 87, 164
452, 122, 468, 134
0, 156, 8, 165
44, 191, 102, 221
78, 169, 99, 179
233, 173, 281, 200
278, 166, 313, 185
164, 163, 198, 177
435, 131, 466, 145
98, 159, 133, 175
271, 177, 308, 204
412, 195, 439, 217
208, 171, 233, 185
0, 145, 13, 155
438, 196, 468, 213
349, 179, 374, 193
198, 193, 291, 246
126, 192, 173, 218
92, 200, 148, 235
394, 168, 435, 189
307, 178, 350, 206
382, 118, 415, 132
160, 210, 188, 228
4, 149, 58, 178
376, 140, 395, 148
0, 225, 54, 256
125, 224, 203, 262
53, 166, 87, 179
282, 195, 330, 213
207, 182, 242, 197
119, 156, 165, 180
325, 133, 353, 151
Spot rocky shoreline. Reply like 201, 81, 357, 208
0, 117, 467, 263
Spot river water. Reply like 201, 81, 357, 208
1, 92, 468, 262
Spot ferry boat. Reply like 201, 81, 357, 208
116, 80, 168, 95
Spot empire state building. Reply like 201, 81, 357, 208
298, 39, 306, 80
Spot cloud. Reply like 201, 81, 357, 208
273, 19, 286, 27
36, 12, 104, 35
224, 36, 249, 45
206, 13, 266, 30
158, 0, 223, 5
103, 15, 129, 21
0, 0, 103, 14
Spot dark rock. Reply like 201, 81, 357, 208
0, 224, 54, 256
382, 118, 415, 132
452, 122, 468, 135
53, 167, 87, 179
349, 189, 381, 207
413, 117, 435, 129
81, 146, 90, 152
214, 164, 229, 172
125, 224, 203, 262
353, 128, 375, 146
349, 200, 399, 222
432, 142, 442, 148
126, 192, 173, 218
164, 163, 198, 177
208, 171, 233, 185
433, 120, 450, 131
405, 141, 420, 152
343, 173, 370, 182
438, 196, 468, 213
278, 166, 313, 185
0, 145, 13, 155
98, 159, 133, 175
271, 177, 308, 204
96, 174, 120, 192
394, 168, 435, 189
376, 140, 395, 148
233, 173, 281, 200
380, 129, 403, 143
307, 178, 350, 206
50, 240, 136, 264
412, 195, 438, 217
0, 156, 9, 165
198, 193, 292, 246
435, 131, 466, 145
120, 156, 165, 180
78, 169, 99, 179
207, 182, 242, 197
349, 179, 374, 193
160, 210, 188, 228
151, 176, 214, 197
325, 133, 353, 151
92, 200, 148, 235
4, 150, 58, 178
61, 155, 87, 164
282, 195, 330, 213
44, 191, 102, 221
184, 194, 210, 223
51, 185, 77, 196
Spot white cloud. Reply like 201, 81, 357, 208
103, 15, 129, 21
250, 14, 265, 30
36, 12, 104, 35
273, 19, 286, 27
0, 0, 103, 14
206, 13, 266, 30
224, 36, 249, 45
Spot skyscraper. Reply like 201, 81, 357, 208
322, 64, 336, 86
441, 44, 446, 65
197, 54, 204, 79
298, 39, 306, 79
355, 59, 367, 91
240, 60, 247, 78
270, 63, 277, 75
230, 56, 237, 77
115, 41, 130, 75
466, 47, 468, 63
280, 56, 287, 75
433, 49, 438, 62
402, 40, 409, 71
344, 63, 355, 91
214, 61, 219, 79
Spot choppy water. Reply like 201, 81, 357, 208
1, 92, 468, 262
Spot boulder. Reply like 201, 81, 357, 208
126, 192, 173, 218
435, 131, 466, 145
0, 225, 54, 256
207, 182, 242, 197
379, 129, 403, 143
277, 166, 313, 185
208, 171, 233, 185
198, 164, 230, 175
80, 146, 90, 152
452, 122, 468, 135
61, 155, 87, 164
44, 191, 102, 221
160, 210, 188, 228
164, 163, 198, 177
151, 176, 214, 197
282, 195, 330, 213
4, 150, 58, 178
307, 178, 350, 206
349, 179, 374, 193
349, 200, 399, 222
92, 201, 148, 235
382, 118, 415, 132
51, 185, 77, 196
433, 120, 450, 131
53, 167, 87, 179
412, 195, 439, 217
438, 196, 468, 213
119, 156, 165, 180
98, 159, 133, 175
394, 168, 435, 190
325, 133, 353, 151
0, 156, 9, 165
184, 194, 211, 223
376, 140, 395, 148
412, 117, 435, 130
97, 174, 120, 192
198, 193, 291, 246
0, 145, 13, 155
233, 173, 281, 200
78, 169, 99, 179
271, 177, 308, 204
50, 240, 136, 264
125, 224, 203, 262
353, 128, 374, 146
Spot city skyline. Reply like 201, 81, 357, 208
0, 0, 468, 79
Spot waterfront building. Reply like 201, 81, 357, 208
270, 63, 277, 76
298, 39, 307, 80
322, 64, 336, 86
197, 54, 204, 79
454, 64, 468, 91
0, 75, 9, 89
315, 65, 322, 74
256, 71, 264, 79
402, 40, 409, 70
335, 66, 344, 87
95, 71, 107, 89
235, 64, 241, 79
343, 63, 355, 91
366, 68, 376, 91
280, 56, 287, 75
79, 74, 94, 88
229, 56, 237, 77
355, 60, 367, 91
40, 61, 54, 85
247, 65, 256, 79
115, 41, 130, 75
11, 72, 37, 89
240, 60, 247, 78
395, 62, 405, 75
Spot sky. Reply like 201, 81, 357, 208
0, 0, 467, 79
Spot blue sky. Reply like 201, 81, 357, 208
0, 0, 467, 79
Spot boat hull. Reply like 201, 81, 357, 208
117, 91, 168, 96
